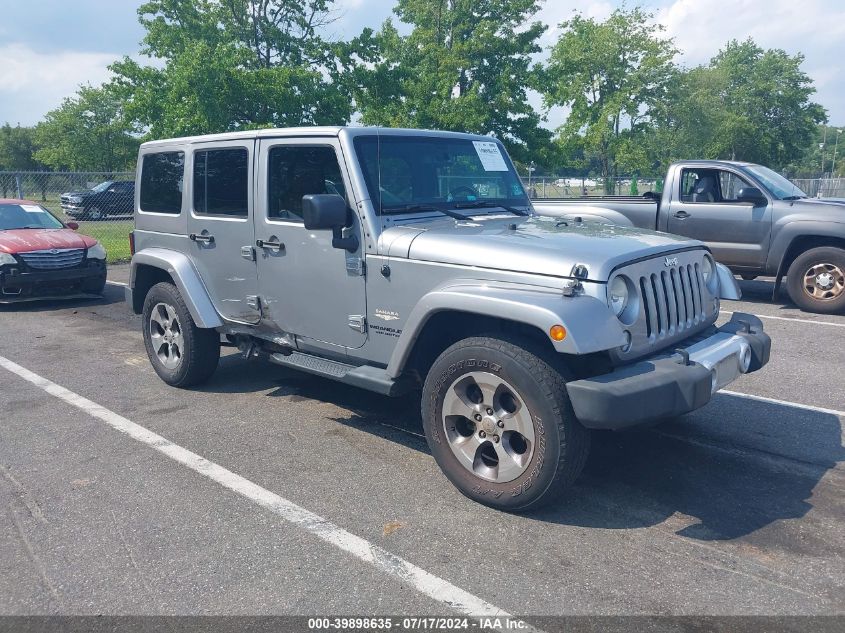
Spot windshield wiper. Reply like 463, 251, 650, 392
453, 201, 529, 216
382, 204, 469, 220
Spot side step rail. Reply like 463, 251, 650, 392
267, 350, 413, 396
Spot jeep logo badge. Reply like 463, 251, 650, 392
664, 257, 678, 267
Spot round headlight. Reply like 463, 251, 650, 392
701, 255, 713, 284
608, 276, 629, 317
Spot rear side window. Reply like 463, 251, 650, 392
267, 146, 346, 220
140, 151, 185, 214
193, 148, 249, 216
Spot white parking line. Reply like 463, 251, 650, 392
720, 389, 845, 418
720, 310, 845, 328
0, 355, 515, 621
106, 280, 128, 287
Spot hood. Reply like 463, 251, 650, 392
777, 198, 845, 223
62, 190, 94, 198
395, 215, 703, 281
0, 228, 97, 254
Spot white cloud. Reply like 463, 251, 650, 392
0, 44, 115, 125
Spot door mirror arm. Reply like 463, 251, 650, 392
332, 228, 359, 253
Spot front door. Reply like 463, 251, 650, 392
186, 139, 260, 323
255, 138, 367, 349
667, 168, 773, 269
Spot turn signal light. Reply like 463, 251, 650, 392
549, 325, 567, 341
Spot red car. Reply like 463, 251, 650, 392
0, 199, 107, 303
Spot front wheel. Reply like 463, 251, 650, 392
786, 247, 845, 314
142, 282, 220, 387
421, 336, 590, 512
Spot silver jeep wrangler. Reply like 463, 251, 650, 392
126, 127, 771, 511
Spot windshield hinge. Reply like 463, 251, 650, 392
346, 258, 366, 277
348, 315, 366, 333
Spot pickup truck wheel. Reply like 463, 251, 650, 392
786, 247, 845, 314
142, 282, 220, 387
87, 206, 104, 221
421, 336, 589, 512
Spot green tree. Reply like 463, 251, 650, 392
0, 124, 48, 198
111, 0, 351, 137
34, 85, 139, 172
352, 0, 551, 164
542, 7, 678, 191
652, 39, 826, 171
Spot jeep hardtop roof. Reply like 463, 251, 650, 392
139, 126, 502, 149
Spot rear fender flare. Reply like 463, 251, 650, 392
129, 249, 223, 329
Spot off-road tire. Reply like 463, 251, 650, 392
421, 335, 590, 512
142, 282, 220, 387
786, 246, 845, 314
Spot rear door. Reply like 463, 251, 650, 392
666, 167, 773, 268
186, 139, 260, 324
254, 137, 367, 349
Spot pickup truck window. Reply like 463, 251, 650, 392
267, 146, 346, 221
353, 135, 527, 213
140, 151, 185, 214
193, 148, 249, 217
718, 171, 753, 202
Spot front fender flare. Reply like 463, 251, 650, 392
385, 281, 627, 379
129, 248, 223, 329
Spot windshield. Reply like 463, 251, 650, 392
91, 180, 114, 193
744, 165, 807, 199
353, 135, 528, 214
0, 204, 65, 230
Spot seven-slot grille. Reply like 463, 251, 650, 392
639, 263, 706, 340
19, 248, 85, 270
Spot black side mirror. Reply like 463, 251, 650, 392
302, 194, 358, 252
737, 187, 766, 205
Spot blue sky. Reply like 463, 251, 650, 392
1, 0, 843, 129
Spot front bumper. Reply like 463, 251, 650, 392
62, 204, 85, 217
566, 312, 771, 430
0, 261, 106, 303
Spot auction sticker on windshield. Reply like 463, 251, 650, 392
21, 205, 45, 213
472, 141, 508, 171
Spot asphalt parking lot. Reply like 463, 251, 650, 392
1, 266, 843, 619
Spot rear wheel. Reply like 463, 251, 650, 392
421, 335, 590, 512
786, 247, 845, 314
142, 282, 220, 387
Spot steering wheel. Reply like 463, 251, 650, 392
449, 185, 477, 200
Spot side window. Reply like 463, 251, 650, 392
718, 171, 752, 202
680, 170, 699, 202
681, 168, 719, 203
268, 146, 346, 221
140, 151, 185, 214
193, 148, 249, 217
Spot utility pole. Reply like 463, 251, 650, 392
832, 129, 842, 175
820, 126, 828, 176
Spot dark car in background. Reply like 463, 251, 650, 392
0, 199, 107, 302
61, 180, 135, 220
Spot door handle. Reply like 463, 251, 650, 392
189, 233, 215, 244
256, 238, 284, 251
673, 210, 691, 219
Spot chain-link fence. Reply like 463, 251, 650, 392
3, 170, 843, 264
522, 174, 845, 199
521, 176, 660, 198
1, 171, 135, 262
